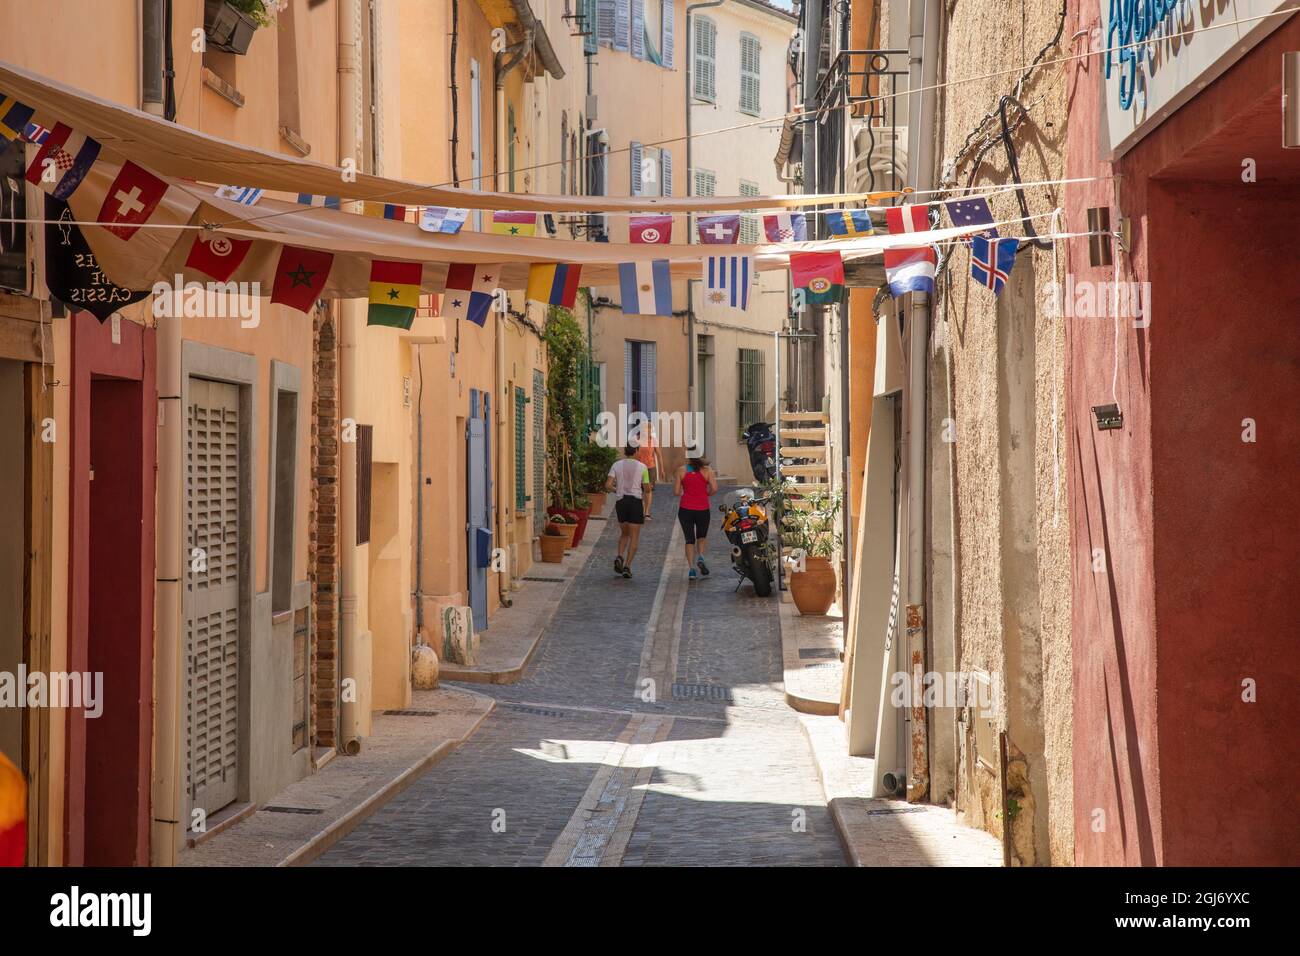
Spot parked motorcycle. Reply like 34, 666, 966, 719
741, 421, 777, 483
719, 489, 775, 597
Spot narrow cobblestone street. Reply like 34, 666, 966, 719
315, 492, 847, 866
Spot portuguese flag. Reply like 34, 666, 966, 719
368, 260, 422, 329
0, 751, 23, 866
790, 250, 845, 305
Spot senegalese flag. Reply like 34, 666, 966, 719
368, 260, 422, 328
363, 202, 408, 221
0, 94, 34, 142
0, 750, 24, 866
825, 209, 875, 238
491, 211, 538, 236
526, 263, 582, 308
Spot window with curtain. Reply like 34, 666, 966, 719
739, 32, 761, 115
693, 16, 716, 101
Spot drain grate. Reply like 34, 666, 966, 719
866, 806, 927, 816
671, 683, 734, 702
798, 647, 839, 660
263, 806, 324, 815
382, 709, 441, 717
502, 704, 570, 718
522, 576, 565, 583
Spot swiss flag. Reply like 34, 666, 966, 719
185, 233, 253, 282
269, 246, 334, 313
97, 161, 169, 240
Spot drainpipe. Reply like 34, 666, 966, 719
902, 0, 941, 803
338, 0, 364, 756
496, 310, 513, 606
685, 0, 724, 423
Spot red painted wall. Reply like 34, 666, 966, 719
1066, 4, 1300, 865
66, 313, 156, 866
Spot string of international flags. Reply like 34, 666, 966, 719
2, 90, 1024, 335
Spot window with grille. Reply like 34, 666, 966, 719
739, 180, 760, 245
693, 16, 716, 101
737, 348, 765, 438
740, 33, 761, 115
515, 387, 528, 510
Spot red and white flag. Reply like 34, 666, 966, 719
97, 161, 170, 240
884, 203, 932, 236
184, 233, 253, 282
630, 214, 672, 244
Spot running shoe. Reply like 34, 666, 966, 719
622, 566, 633, 579
614, 555, 624, 574
697, 557, 710, 576
688, 568, 698, 581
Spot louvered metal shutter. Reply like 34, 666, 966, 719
640, 342, 657, 414
694, 17, 715, 101
630, 141, 643, 195
624, 340, 634, 415
532, 369, 545, 534
662, 0, 674, 69
614, 0, 630, 52
631, 0, 645, 58
740, 33, 761, 115
662, 148, 672, 197
597, 0, 615, 45
740, 180, 760, 244
186, 378, 241, 817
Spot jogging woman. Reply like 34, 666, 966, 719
674, 451, 718, 581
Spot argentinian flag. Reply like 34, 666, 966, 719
618, 259, 673, 316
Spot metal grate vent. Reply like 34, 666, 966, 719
263, 806, 324, 815
671, 683, 734, 702
382, 710, 441, 717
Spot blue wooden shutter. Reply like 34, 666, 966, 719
662, 0, 674, 69
631, 0, 645, 58
630, 141, 643, 195
614, 0, 630, 52
585, 0, 598, 54
597, 0, 615, 46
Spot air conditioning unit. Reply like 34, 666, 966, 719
847, 123, 908, 194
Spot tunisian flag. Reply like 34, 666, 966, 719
184, 233, 253, 282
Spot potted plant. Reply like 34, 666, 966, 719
204, 0, 276, 56
570, 494, 592, 547
780, 487, 842, 615
578, 441, 618, 515
539, 522, 567, 563
547, 512, 578, 550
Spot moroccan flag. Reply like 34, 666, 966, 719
368, 260, 423, 328
27, 123, 101, 201
0, 94, 34, 142
630, 214, 672, 244
270, 245, 333, 313
526, 263, 582, 308
0, 751, 23, 866
491, 211, 538, 236
790, 251, 844, 305
96, 161, 168, 240
185, 233, 253, 282
444, 263, 500, 327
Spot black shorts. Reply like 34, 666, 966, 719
677, 507, 710, 544
615, 495, 645, 525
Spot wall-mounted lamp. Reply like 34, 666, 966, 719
1087, 207, 1112, 267
1284, 52, 1300, 148
1092, 404, 1123, 431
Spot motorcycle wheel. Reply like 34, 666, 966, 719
747, 550, 773, 597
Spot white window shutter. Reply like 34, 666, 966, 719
630, 141, 643, 195
740, 34, 761, 115
661, 148, 672, 197
631, 0, 645, 58
614, 0, 630, 52
694, 18, 715, 101
597, 0, 615, 45
662, 0, 674, 69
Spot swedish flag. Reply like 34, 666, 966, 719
825, 209, 875, 238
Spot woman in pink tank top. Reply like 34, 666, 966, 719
674, 453, 718, 580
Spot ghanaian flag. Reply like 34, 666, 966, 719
526, 263, 581, 309
368, 260, 422, 329
0, 751, 24, 866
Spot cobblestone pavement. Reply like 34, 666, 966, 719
315, 486, 846, 866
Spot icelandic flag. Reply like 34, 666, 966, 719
763, 211, 807, 242
296, 193, 342, 210
825, 209, 874, 238
443, 263, 500, 327
618, 259, 673, 316
0, 95, 34, 142
697, 214, 740, 244
419, 206, 469, 234
20, 122, 50, 145
25, 123, 101, 200
970, 235, 1018, 295
703, 254, 753, 311
945, 196, 997, 240
215, 184, 264, 206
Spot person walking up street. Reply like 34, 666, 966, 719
607, 443, 650, 579
674, 450, 718, 581
631, 415, 664, 520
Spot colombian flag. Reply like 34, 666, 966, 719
368, 260, 422, 329
0, 751, 23, 866
0, 94, 34, 142
526, 263, 582, 309
825, 209, 874, 238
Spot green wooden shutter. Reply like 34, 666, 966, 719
515, 387, 527, 511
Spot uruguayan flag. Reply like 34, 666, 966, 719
215, 184, 264, 206
618, 259, 673, 316
419, 206, 469, 234
704, 254, 753, 311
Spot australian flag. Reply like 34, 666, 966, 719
945, 196, 998, 242
970, 235, 1018, 296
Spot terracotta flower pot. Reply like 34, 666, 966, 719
587, 492, 607, 514
571, 506, 591, 546
539, 533, 567, 563
790, 555, 836, 615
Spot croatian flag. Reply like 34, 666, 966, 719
215, 184, 264, 206
697, 214, 740, 244
443, 263, 500, 327
970, 235, 1018, 296
762, 211, 807, 242
419, 206, 469, 234
296, 193, 342, 210
618, 259, 673, 316
704, 254, 753, 311
25, 123, 101, 200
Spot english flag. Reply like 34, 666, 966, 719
96, 161, 169, 240
630, 214, 672, 244
184, 233, 253, 283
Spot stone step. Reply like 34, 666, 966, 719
781, 463, 830, 479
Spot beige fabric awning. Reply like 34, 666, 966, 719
0, 58, 901, 215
